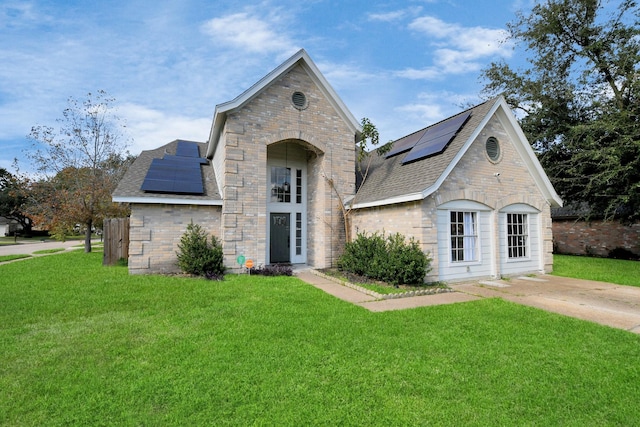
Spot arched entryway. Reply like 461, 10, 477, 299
266, 141, 311, 264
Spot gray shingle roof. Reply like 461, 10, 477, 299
112, 140, 221, 203
353, 98, 497, 206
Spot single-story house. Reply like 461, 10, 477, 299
113, 49, 562, 282
0, 217, 22, 237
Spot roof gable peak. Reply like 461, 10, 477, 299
206, 49, 360, 158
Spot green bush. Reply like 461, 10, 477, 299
338, 231, 386, 277
176, 222, 225, 278
339, 231, 431, 285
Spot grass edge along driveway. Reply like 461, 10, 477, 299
1, 251, 639, 426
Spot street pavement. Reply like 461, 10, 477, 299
0, 239, 95, 256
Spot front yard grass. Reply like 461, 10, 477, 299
32, 248, 66, 255
0, 254, 31, 262
1, 251, 639, 425
553, 254, 640, 287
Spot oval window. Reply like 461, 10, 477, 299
486, 136, 501, 162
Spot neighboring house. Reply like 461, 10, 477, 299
113, 49, 562, 282
0, 217, 22, 236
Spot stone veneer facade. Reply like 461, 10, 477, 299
213, 64, 356, 272
128, 204, 222, 274
120, 54, 559, 280
352, 114, 554, 282
125, 64, 356, 275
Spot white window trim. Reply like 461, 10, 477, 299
448, 210, 482, 265
505, 212, 531, 263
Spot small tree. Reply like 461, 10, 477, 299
176, 222, 225, 278
325, 117, 391, 242
26, 90, 131, 251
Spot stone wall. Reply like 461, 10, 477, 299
434, 113, 554, 277
553, 219, 640, 257
128, 203, 222, 274
351, 113, 555, 282
218, 64, 355, 271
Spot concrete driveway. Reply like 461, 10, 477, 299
452, 275, 640, 334
298, 271, 640, 334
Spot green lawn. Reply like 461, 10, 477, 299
1, 252, 639, 426
553, 254, 640, 287
0, 254, 31, 262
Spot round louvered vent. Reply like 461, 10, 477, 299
292, 91, 307, 109
486, 136, 501, 162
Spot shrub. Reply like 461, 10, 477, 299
339, 231, 431, 285
176, 222, 225, 278
384, 233, 431, 285
338, 231, 386, 277
608, 247, 639, 261
249, 264, 293, 276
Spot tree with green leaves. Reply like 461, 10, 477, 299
27, 90, 132, 251
481, 0, 639, 221
0, 168, 33, 235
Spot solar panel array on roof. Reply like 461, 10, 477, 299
401, 112, 471, 164
384, 112, 471, 165
141, 141, 207, 194
385, 128, 428, 158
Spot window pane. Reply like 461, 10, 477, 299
270, 167, 291, 203
507, 213, 528, 258
296, 169, 302, 204
450, 210, 478, 262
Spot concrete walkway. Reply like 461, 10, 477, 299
295, 271, 481, 311
295, 271, 640, 334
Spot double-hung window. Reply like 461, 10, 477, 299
450, 211, 478, 262
507, 213, 528, 258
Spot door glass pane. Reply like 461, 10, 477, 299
270, 167, 291, 203
296, 169, 302, 204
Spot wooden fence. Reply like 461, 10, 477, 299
103, 218, 130, 266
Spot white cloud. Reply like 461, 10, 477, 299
398, 15, 513, 80
394, 67, 440, 80
316, 60, 378, 87
367, 6, 424, 23
368, 10, 406, 22
396, 102, 445, 124
201, 12, 296, 55
119, 104, 211, 154
394, 91, 478, 128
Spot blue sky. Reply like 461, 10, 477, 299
0, 0, 533, 175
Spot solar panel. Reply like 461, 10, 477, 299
175, 140, 201, 158
141, 141, 207, 195
385, 128, 428, 158
401, 112, 471, 164
162, 154, 208, 165
401, 133, 457, 164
